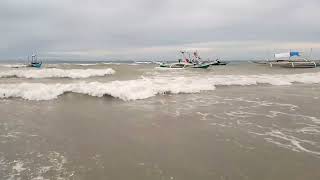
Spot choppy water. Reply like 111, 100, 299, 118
0, 61, 320, 179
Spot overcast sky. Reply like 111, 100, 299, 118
1, 0, 320, 60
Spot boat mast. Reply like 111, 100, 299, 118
289, 49, 291, 61
180, 51, 185, 62
31, 54, 35, 63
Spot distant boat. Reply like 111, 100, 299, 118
209, 61, 228, 66
204, 58, 228, 66
27, 54, 42, 68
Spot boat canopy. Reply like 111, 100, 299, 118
274, 51, 300, 59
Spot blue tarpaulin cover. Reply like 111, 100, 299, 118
290, 51, 300, 57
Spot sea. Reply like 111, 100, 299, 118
0, 61, 320, 180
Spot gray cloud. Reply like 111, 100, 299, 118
0, 0, 320, 60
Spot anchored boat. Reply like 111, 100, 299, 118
27, 54, 42, 68
254, 51, 317, 68
159, 51, 210, 69
270, 51, 316, 68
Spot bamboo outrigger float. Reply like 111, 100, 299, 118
269, 59, 317, 68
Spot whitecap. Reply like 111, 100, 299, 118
12, 161, 27, 173
0, 68, 115, 79
0, 64, 27, 68
76, 63, 99, 66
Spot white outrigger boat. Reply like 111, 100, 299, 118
159, 51, 210, 69
254, 51, 317, 68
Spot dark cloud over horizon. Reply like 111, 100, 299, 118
1, 0, 320, 60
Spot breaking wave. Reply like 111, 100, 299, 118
1, 72, 320, 101
0, 77, 214, 101
0, 68, 115, 79
0, 64, 27, 68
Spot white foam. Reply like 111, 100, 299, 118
0, 68, 115, 79
250, 129, 320, 155
12, 161, 26, 173
75, 62, 121, 66
77, 63, 99, 66
134, 61, 153, 64
31, 176, 48, 180
297, 127, 320, 135
101, 62, 121, 65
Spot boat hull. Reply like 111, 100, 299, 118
209, 62, 228, 66
159, 63, 210, 69
28, 62, 42, 68
193, 64, 210, 69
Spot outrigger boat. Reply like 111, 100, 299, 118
159, 51, 210, 69
27, 54, 42, 68
253, 51, 317, 68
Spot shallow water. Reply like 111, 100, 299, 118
0, 61, 320, 179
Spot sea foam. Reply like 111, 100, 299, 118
1, 72, 320, 101
0, 68, 115, 79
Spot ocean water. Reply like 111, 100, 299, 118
0, 61, 320, 180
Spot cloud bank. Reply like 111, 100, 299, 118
1, 0, 320, 60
